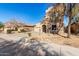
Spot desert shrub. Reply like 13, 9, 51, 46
28, 32, 31, 37
7, 30, 12, 34
20, 29, 26, 32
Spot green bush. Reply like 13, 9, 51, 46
20, 29, 26, 32
0, 22, 4, 29
7, 30, 12, 34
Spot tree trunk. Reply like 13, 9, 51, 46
67, 3, 73, 38
67, 16, 71, 38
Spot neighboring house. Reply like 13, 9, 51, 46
18, 24, 34, 32
0, 28, 4, 32
4, 22, 18, 33
4, 21, 34, 33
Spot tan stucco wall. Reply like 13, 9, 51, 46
34, 23, 42, 33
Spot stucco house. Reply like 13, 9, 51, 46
4, 20, 34, 33
4, 21, 18, 33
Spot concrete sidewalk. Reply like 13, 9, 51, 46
0, 37, 79, 56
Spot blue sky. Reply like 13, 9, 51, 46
0, 3, 68, 26
0, 3, 51, 25
64, 16, 69, 27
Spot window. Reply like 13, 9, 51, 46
52, 25, 56, 30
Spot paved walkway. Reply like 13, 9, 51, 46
0, 33, 28, 41
0, 32, 79, 56
0, 37, 79, 56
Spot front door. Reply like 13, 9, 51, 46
42, 25, 46, 33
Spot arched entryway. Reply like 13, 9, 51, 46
42, 25, 46, 33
